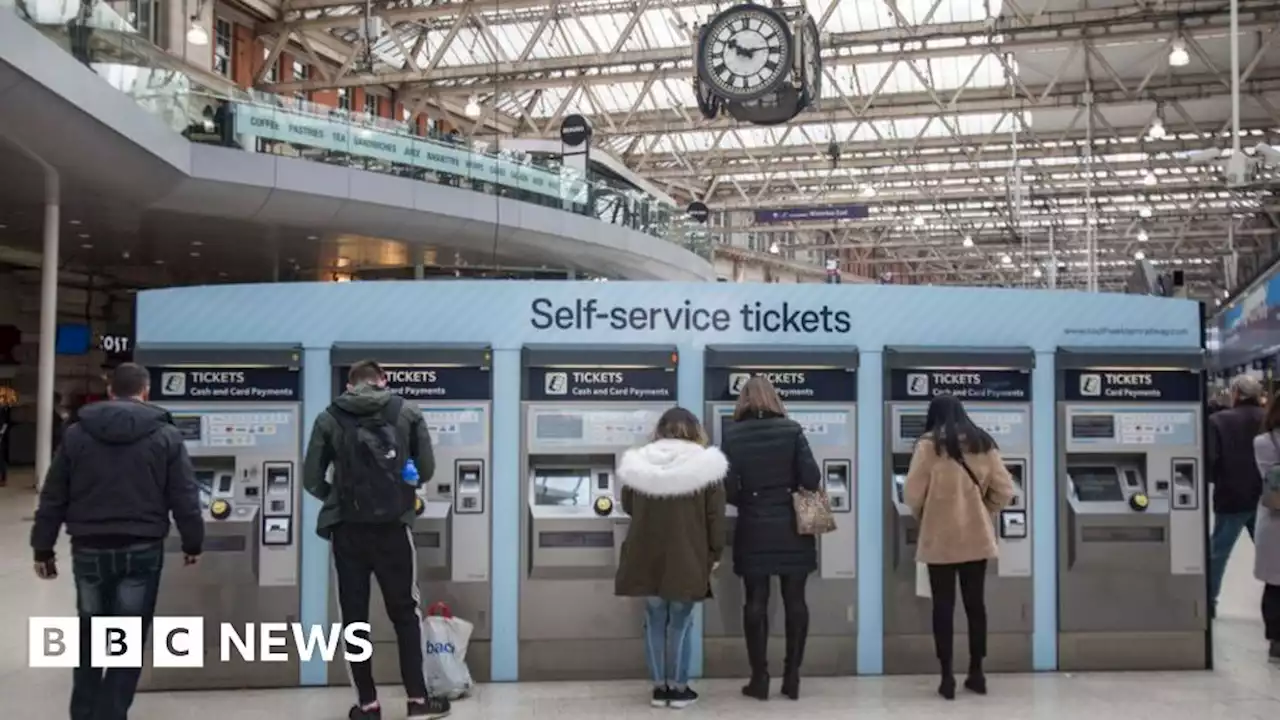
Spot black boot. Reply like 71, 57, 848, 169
965, 656, 987, 695
780, 612, 808, 700
937, 656, 956, 700
742, 610, 770, 701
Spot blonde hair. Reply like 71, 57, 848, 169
653, 406, 708, 446
733, 375, 787, 421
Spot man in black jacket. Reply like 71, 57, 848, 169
1207, 374, 1267, 614
31, 363, 204, 720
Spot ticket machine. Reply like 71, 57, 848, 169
1056, 347, 1207, 670
519, 345, 677, 680
327, 345, 493, 684
136, 345, 304, 690
702, 346, 858, 676
882, 347, 1035, 674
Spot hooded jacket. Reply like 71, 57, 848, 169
303, 384, 435, 539
615, 439, 728, 602
1208, 400, 1266, 513
31, 399, 204, 561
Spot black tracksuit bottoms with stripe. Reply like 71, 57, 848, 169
332, 523, 428, 704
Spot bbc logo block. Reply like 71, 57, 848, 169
29, 617, 204, 668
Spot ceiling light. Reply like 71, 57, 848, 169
187, 20, 209, 46
154, 259, 164, 265
1134, 250, 1146, 260
69, 219, 80, 225
464, 97, 481, 118
306, 235, 319, 241
1139, 206, 1153, 218
191, 240, 203, 247
1147, 117, 1166, 140
1137, 229, 1149, 242
1169, 38, 1189, 67
121, 250, 130, 259
80, 243, 93, 249
1033, 267, 1043, 279
190, 251, 201, 258
859, 184, 876, 198
962, 234, 974, 247
77, 233, 89, 239
1142, 169, 1158, 186
1000, 253, 1012, 265
913, 215, 925, 227
768, 242, 780, 254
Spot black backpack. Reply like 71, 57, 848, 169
329, 396, 415, 523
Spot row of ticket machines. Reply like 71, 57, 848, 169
132, 343, 1207, 690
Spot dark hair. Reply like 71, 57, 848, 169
348, 359, 384, 387
1263, 392, 1280, 433
110, 363, 150, 398
732, 375, 787, 421
922, 394, 997, 460
653, 406, 708, 446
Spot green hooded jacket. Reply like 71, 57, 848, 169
302, 385, 435, 539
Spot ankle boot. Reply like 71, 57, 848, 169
742, 612, 770, 700
780, 613, 808, 700
937, 657, 956, 700
965, 657, 987, 695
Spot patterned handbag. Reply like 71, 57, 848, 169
793, 487, 837, 535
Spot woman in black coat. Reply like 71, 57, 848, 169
721, 375, 821, 701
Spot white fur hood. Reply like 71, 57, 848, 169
618, 439, 728, 497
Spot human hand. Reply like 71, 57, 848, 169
34, 559, 57, 580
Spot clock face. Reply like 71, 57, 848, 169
698, 6, 793, 102
801, 17, 821, 107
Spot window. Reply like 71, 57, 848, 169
122, 0, 158, 43
337, 88, 350, 110
292, 61, 309, 101
261, 47, 278, 84
213, 18, 232, 78
364, 94, 379, 117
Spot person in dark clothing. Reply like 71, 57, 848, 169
302, 360, 448, 720
720, 375, 820, 701
1207, 375, 1268, 614
31, 363, 204, 720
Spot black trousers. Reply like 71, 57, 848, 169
927, 559, 988, 672
332, 523, 427, 704
1264, 583, 1280, 641
742, 573, 809, 676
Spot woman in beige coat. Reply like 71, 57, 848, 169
905, 394, 1015, 700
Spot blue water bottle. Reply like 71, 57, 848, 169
402, 459, 420, 485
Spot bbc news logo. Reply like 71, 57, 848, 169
29, 618, 372, 668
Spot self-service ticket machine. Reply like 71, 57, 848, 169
519, 345, 677, 680
702, 346, 858, 677
883, 347, 1035, 674
1056, 347, 1207, 670
327, 345, 493, 685
136, 345, 304, 690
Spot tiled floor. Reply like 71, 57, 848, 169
2, 470, 1276, 719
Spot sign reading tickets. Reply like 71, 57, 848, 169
1062, 369, 1202, 403
333, 365, 491, 401
525, 367, 676, 402
889, 369, 1032, 402
151, 367, 300, 402
233, 104, 589, 202
705, 368, 856, 402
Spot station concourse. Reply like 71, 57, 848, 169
1, 468, 1276, 718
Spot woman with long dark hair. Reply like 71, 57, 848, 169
904, 394, 1015, 699
720, 375, 821, 701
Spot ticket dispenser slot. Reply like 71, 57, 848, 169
823, 460, 852, 513
261, 462, 294, 546
1171, 459, 1198, 510
454, 460, 485, 514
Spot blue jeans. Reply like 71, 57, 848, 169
643, 598, 696, 688
70, 541, 165, 720
1209, 510, 1257, 609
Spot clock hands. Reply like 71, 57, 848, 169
726, 37, 759, 59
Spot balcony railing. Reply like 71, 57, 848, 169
2, 0, 712, 261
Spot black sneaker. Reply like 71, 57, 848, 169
407, 697, 451, 719
668, 687, 698, 709
1269, 641, 1280, 663
651, 687, 669, 708
348, 705, 381, 720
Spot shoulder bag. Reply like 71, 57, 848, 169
793, 433, 837, 536
1264, 433, 1280, 511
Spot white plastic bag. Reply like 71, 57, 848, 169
915, 563, 932, 599
422, 603, 474, 700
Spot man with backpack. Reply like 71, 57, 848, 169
303, 360, 449, 720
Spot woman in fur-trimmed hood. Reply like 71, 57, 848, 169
615, 407, 727, 708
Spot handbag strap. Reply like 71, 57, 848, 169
956, 455, 982, 490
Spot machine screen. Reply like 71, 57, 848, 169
534, 414, 585, 441
899, 414, 927, 441
532, 468, 592, 506
1071, 415, 1116, 440
174, 415, 202, 441
1069, 466, 1126, 502
218, 474, 233, 493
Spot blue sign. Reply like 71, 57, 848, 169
524, 367, 677, 402
889, 369, 1031, 402
705, 368, 856, 402
1061, 370, 1201, 403
150, 366, 301, 402
754, 205, 870, 224
332, 365, 491, 401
